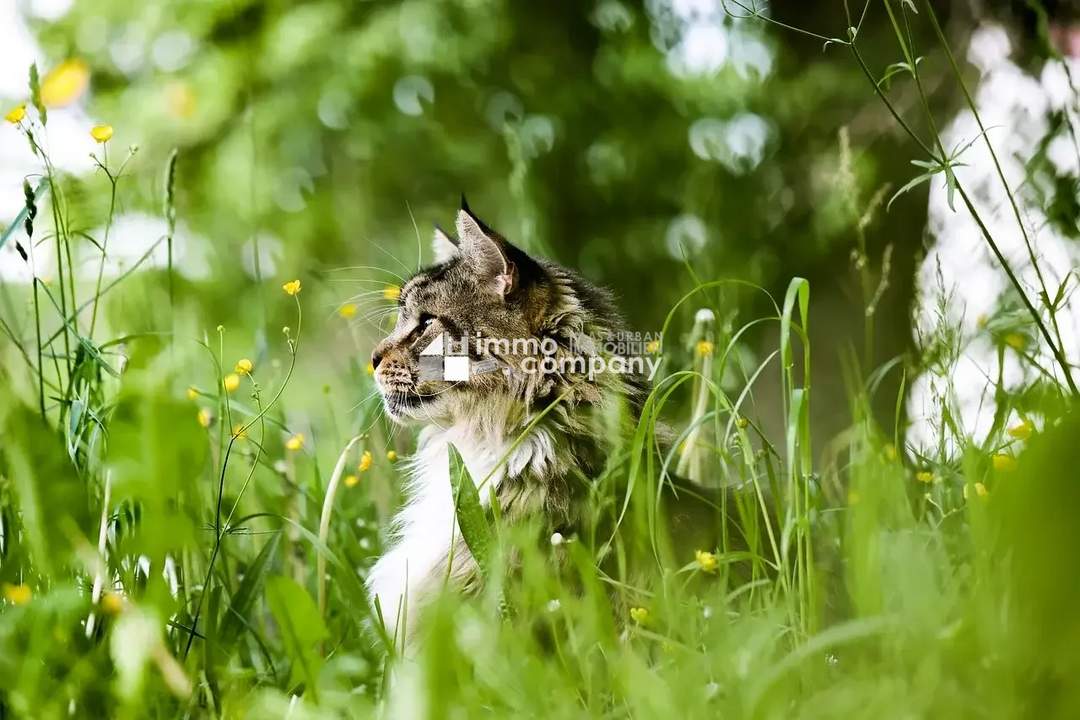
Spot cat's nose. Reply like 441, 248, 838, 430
371, 348, 384, 371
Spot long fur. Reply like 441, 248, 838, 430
366, 206, 646, 641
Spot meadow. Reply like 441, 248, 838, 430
2, 2, 1079, 718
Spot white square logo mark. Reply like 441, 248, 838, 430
443, 356, 470, 381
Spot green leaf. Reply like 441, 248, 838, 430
448, 443, 493, 575
0, 180, 47, 253
28, 64, 45, 126
265, 575, 328, 698
219, 532, 282, 649
887, 171, 936, 211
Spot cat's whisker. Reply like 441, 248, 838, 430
325, 265, 408, 284
363, 235, 417, 279
404, 200, 424, 271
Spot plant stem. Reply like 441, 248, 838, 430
921, 0, 1075, 393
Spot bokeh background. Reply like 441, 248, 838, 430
1, 0, 1078, 470
3, 2, 1080, 717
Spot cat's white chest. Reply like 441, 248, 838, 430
365, 422, 562, 639
364, 428, 505, 637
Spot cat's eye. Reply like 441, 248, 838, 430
418, 313, 436, 329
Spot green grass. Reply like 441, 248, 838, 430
2, 4, 1080, 718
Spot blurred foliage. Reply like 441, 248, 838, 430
29, 0, 941, 327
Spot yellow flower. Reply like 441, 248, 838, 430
695, 549, 719, 574
382, 285, 401, 301
234, 358, 254, 375
629, 606, 650, 625
285, 433, 305, 451
695, 340, 714, 357
223, 373, 241, 393
282, 279, 302, 296
2, 583, 31, 605
186, 387, 199, 401
976, 314, 988, 329
90, 124, 113, 143
645, 339, 660, 354
883, 443, 898, 461
197, 407, 213, 428
386, 450, 398, 462
365, 362, 375, 376
5, 104, 26, 124
344, 474, 359, 488
40, 59, 90, 107
1007, 420, 1033, 440
338, 303, 358, 319
1004, 333, 1026, 351
964, 482, 989, 500
358, 450, 373, 472
101, 592, 124, 615
992, 454, 1017, 472
165, 80, 196, 118
916, 471, 934, 484
232, 424, 247, 439
736, 417, 749, 429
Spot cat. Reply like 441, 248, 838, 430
366, 200, 685, 642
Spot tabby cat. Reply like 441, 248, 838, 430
367, 201, 656, 640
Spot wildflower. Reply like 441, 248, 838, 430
992, 454, 1017, 472
964, 482, 989, 500
358, 450, 373, 472
1007, 420, 1033, 440
40, 59, 90, 107
234, 358, 253, 375
197, 408, 212, 428
338, 303, 358, 319
186, 387, 198, 401
5, 104, 26, 124
386, 450, 398, 462
546, 599, 562, 613
883, 443, 898, 461
916, 471, 934, 484
90, 124, 113, 143
223, 373, 241, 393
736, 417, 749, 429
695, 340, 714, 357
976, 314, 988, 329
101, 592, 124, 615
550, 532, 565, 546
645, 339, 660, 354
232, 424, 247, 439
282, 279, 302, 296
695, 549, 719, 574
165, 80, 196, 118
2, 583, 31, 605
629, 607, 650, 625
365, 362, 375, 376
382, 285, 401, 301
285, 433, 305, 452
1004, 333, 1026, 351
344, 474, 359, 488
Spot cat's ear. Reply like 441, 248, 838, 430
431, 224, 458, 264
456, 205, 516, 297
